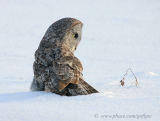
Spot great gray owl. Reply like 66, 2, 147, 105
30, 18, 98, 96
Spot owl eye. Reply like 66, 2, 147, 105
74, 33, 79, 39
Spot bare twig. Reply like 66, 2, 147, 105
120, 68, 139, 87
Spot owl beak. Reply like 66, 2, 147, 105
75, 43, 79, 51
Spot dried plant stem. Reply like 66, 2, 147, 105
120, 68, 139, 87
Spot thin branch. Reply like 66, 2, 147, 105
120, 68, 139, 87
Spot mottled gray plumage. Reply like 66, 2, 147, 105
31, 17, 98, 96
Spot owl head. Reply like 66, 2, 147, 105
39, 18, 83, 53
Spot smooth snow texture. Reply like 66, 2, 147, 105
0, 0, 160, 121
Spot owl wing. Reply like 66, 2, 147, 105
58, 78, 99, 96
54, 56, 83, 91
53, 56, 99, 95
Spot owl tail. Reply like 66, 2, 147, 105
59, 79, 99, 96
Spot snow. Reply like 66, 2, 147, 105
0, 0, 160, 121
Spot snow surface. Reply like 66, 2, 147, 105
0, 0, 160, 121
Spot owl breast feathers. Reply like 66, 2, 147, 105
31, 17, 98, 96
